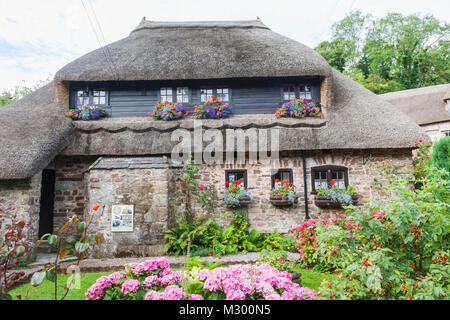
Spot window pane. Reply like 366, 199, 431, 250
228, 172, 245, 186
176, 87, 189, 103
77, 90, 89, 106
299, 84, 312, 100
161, 88, 173, 102
217, 88, 229, 102
283, 86, 295, 101
93, 91, 107, 105
201, 89, 213, 102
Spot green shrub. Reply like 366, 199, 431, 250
317, 166, 449, 300
430, 137, 450, 177
257, 250, 299, 272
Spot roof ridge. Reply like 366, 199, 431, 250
131, 18, 270, 34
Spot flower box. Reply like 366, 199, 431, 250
237, 196, 252, 206
314, 194, 361, 209
270, 195, 299, 207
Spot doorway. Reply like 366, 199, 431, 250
39, 170, 56, 237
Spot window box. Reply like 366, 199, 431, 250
270, 194, 299, 206
236, 196, 253, 206
314, 194, 361, 209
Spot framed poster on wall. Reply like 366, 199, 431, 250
111, 205, 134, 232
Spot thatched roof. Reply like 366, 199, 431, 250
0, 19, 428, 180
54, 19, 331, 82
62, 69, 427, 156
380, 84, 450, 125
0, 82, 73, 179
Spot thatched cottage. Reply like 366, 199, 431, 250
381, 84, 450, 142
0, 19, 426, 258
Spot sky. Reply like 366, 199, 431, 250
0, 0, 449, 92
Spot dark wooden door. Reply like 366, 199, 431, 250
39, 170, 56, 237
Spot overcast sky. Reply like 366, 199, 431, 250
0, 0, 449, 91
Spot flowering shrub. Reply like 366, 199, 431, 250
257, 251, 299, 272
316, 182, 356, 207
66, 105, 107, 120
223, 181, 253, 208
86, 257, 317, 300
149, 101, 188, 121
275, 97, 322, 119
193, 96, 232, 119
290, 218, 359, 267
412, 139, 433, 186
270, 179, 297, 204
317, 166, 449, 300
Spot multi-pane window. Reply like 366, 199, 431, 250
160, 88, 173, 102
443, 131, 450, 137
200, 89, 214, 103
311, 166, 349, 193
271, 169, 293, 189
76, 90, 90, 106
283, 86, 296, 101
93, 90, 107, 105
226, 170, 247, 188
314, 171, 328, 190
217, 88, 229, 102
299, 85, 312, 100
176, 87, 189, 103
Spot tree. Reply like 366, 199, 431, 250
316, 11, 450, 94
0, 77, 51, 108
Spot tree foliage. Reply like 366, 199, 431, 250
316, 11, 450, 94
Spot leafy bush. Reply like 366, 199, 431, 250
257, 251, 299, 272
193, 96, 232, 119
316, 166, 449, 300
149, 101, 188, 121
66, 105, 107, 120
412, 139, 434, 185
430, 137, 450, 178
275, 97, 322, 119
86, 257, 317, 300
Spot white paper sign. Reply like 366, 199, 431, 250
111, 205, 134, 232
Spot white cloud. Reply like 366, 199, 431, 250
0, 0, 448, 91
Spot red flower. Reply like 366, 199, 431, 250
92, 204, 100, 211
225, 181, 230, 186
330, 181, 336, 186
274, 179, 279, 183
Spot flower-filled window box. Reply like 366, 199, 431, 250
66, 105, 107, 120
270, 174, 298, 206
275, 97, 321, 119
223, 181, 253, 208
193, 95, 232, 119
149, 101, 188, 121
314, 182, 360, 209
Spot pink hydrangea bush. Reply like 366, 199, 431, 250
86, 258, 317, 300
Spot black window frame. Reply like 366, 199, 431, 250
225, 170, 248, 189
74, 89, 109, 108
271, 169, 294, 189
311, 165, 349, 194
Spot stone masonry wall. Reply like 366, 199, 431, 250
86, 168, 169, 258
194, 149, 413, 233
0, 174, 42, 247
46, 156, 99, 233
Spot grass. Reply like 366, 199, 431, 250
9, 271, 112, 300
8, 266, 337, 300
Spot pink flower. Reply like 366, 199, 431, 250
200, 184, 205, 189
121, 279, 140, 295
188, 294, 203, 300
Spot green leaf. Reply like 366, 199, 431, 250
45, 269, 56, 282
48, 235, 58, 247
74, 242, 89, 253
77, 222, 86, 233
30, 272, 46, 287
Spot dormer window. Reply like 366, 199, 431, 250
201, 89, 214, 102
93, 90, 107, 105
299, 85, 312, 100
217, 88, 229, 102
160, 88, 173, 102
283, 86, 296, 101
76, 90, 90, 106
176, 87, 189, 103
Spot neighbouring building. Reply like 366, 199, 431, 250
381, 84, 450, 142
0, 19, 427, 258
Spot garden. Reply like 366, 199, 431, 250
0, 139, 448, 300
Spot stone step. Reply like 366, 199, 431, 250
35, 240, 53, 254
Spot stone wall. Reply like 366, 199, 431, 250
194, 149, 413, 233
85, 167, 170, 258
0, 174, 42, 245
46, 156, 98, 232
